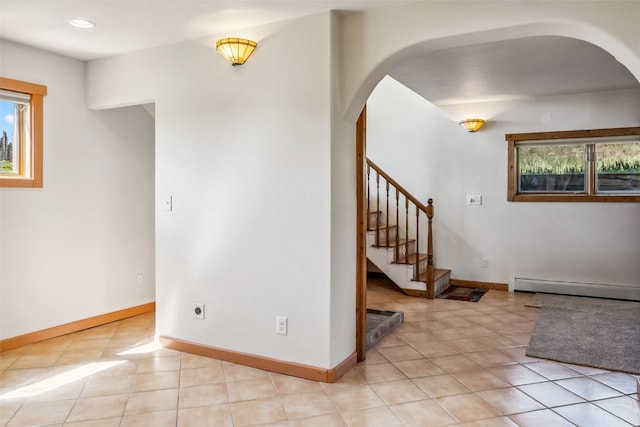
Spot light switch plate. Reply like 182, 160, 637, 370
466, 195, 482, 205
163, 195, 173, 212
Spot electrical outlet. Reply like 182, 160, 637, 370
481, 258, 489, 268
193, 303, 205, 319
136, 273, 144, 286
276, 316, 287, 335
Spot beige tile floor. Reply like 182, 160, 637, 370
1, 277, 639, 426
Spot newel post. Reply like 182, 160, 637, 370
426, 199, 435, 299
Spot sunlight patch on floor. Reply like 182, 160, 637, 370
117, 339, 162, 356
0, 360, 124, 399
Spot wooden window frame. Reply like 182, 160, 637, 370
507, 127, 640, 202
0, 77, 47, 188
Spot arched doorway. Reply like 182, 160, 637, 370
351, 20, 640, 362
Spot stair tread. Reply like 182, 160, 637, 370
393, 252, 426, 264
412, 269, 451, 283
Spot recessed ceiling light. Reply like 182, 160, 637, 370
69, 18, 95, 29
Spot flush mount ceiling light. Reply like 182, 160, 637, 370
69, 18, 95, 28
215, 38, 257, 66
459, 118, 486, 132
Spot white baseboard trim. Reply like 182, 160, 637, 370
512, 278, 640, 301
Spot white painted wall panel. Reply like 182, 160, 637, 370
0, 41, 155, 340
87, 14, 343, 368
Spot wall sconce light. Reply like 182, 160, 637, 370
216, 38, 257, 66
459, 118, 486, 132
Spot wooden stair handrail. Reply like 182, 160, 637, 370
367, 159, 428, 213
366, 157, 436, 298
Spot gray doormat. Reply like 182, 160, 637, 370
526, 293, 640, 374
366, 308, 403, 349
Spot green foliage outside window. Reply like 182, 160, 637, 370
519, 142, 640, 175
519, 145, 585, 175
0, 131, 14, 172
597, 143, 640, 173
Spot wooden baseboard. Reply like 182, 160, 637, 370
160, 336, 357, 383
328, 352, 358, 383
0, 302, 155, 352
403, 289, 428, 298
450, 279, 508, 291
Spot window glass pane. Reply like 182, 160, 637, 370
0, 78, 44, 188
596, 141, 640, 193
0, 99, 21, 174
518, 144, 586, 193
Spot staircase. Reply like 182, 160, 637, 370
366, 159, 451, 298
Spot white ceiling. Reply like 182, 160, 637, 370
390, 35, 639, 106
0, 1, 398, 60
1, 1, 638, 106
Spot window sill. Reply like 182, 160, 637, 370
0, 176, 42, 188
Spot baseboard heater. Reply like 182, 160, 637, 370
512, 278, 640, 302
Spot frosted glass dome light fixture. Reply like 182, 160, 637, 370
216, 38, 257, 66
459, 118, 486, 132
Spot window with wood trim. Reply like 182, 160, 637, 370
0, 77, 47, 188
507, 127, 640, 202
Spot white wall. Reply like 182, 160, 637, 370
368, 76, 640, 289
87, 13, 356, 369
329, 12, 357, 366
0, 40, 155, 340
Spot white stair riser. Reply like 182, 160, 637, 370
367, 211, 450, 297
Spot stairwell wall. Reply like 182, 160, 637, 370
367, 75, 640, 292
